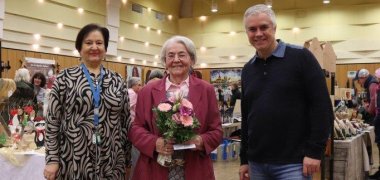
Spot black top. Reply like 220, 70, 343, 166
230, 88, 241, 107
240, 40, 333, 164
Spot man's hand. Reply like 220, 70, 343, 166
303, 156, 321, 176
239, 165, 250, 180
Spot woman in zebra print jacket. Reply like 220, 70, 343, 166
43, 24, 132, 180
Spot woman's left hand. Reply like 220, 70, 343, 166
184, 135, 204, 151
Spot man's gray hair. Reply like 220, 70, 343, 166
128, 77, 141, 88
160, 35, 197, 66
243, 4, 277, 28
14, 68, 31, 82
148, 69, 164, 81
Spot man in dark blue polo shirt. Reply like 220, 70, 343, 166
238, 4, 333, 180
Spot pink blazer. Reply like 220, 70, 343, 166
128, 76, 223, 180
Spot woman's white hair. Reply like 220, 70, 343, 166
160, 35, 197, 66
14, 68, 31, 82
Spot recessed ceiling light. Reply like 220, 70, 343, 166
153, 62, 158, 66
122, 0, 127, 5
38, 0, 44, 3
199, 16, 207, 21
57, 23, 63, 29
117, 56, 122, 61
134, 24, 139, 28
323, 0, 330, 4
168, 15, 173, 20
292, 27, 300, 33
77, 8, 84, 14
130, 58, 135, 63
146, 27, 150, 31
157, 29, 161, 34
144, 42, 150, 47
73, 50, 79, 56
147, 7, 152, 12
154, 55, 159, 59
119, 36, 125, 42
142, 60, 147, 65
229, 55, 236, 60
229, 31, 236, 35
34, 34, 41, 40
32, 44, 40, 50
200, 46, 207, 52
53, 47, 60, 53
200, 63, 207, 67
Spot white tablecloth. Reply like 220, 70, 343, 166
0, 152, 45, 180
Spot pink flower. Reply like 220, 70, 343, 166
181, 99, 193, 110
157, 103, 172, 112
180, 115, 193, 127
172, 113, 181, 124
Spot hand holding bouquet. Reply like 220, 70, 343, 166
153, 91, 200, 167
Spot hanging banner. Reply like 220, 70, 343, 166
24, 57, 55, 77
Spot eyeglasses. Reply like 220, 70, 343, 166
166, 52, 189, 61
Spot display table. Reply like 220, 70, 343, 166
0, 150, 45, 180
332, 126, 375, 180
222, 122, 241, 138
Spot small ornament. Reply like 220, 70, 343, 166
34, 116, 46, 148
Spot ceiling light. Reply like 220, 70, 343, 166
34, 34, 41, 40
119, 36, 125, 42
134, 24, 139, 28
211, 0, 218, 13
292, 27, 300, 33
73, 50, 79, 56
121, 0, 127, 4
200, 46, 207, 52
32, 44, 40, 50
146, 27, 151, 31
130, 58, 135, 63
200, 63, 207, 68
144, 42, 150, 47
142, 60, 147, 65
154, 55, 159, 59
199, 16, 207, 21
323, 0, 330, 4
53, 47, 60, 53
117, 56, 122, 61
265, 0, 272, 8
57, 23, 63, 29
229, 55, 236, 60
168, 15, 173, 20
78, 8, 84, 14
153, 62, 158, 66
157, 29, 161, 34
38, 0, 44, 3
229, 31, 236, 35
147, 7, 152, 12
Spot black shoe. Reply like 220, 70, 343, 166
369, 170, 380, 179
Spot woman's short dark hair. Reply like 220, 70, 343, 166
31, 72, 47, 87
75, 23, 109, 52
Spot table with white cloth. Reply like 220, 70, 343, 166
329, 126, 375, 180
222, 122, 241, 138
0, 149, 45, 180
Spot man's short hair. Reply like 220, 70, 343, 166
243, 4, 277, 28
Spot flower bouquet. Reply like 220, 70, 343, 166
153, 92, 200, 167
